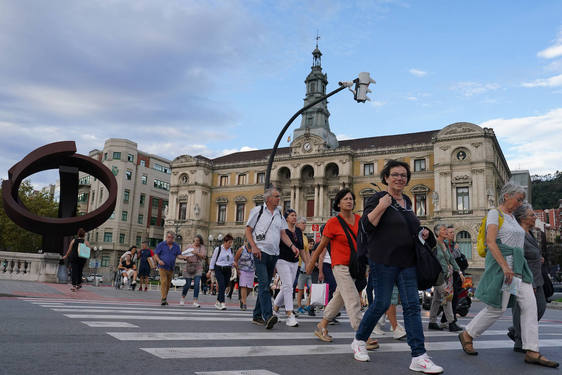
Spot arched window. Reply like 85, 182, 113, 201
456, 231, 472, 260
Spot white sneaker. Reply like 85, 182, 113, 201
351, 339, 370, 362
409, 353, 444, 374
193, 302, 200, 308
122, 276, 128, 284
179, 297, 185, 305
215, 301, 221, 310
392, 324, 407, 340
220, 302, 227, 310
286, 314, 299, 327
373, 323, 385, 335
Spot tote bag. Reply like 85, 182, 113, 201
310, 283, 329, 306
78, 243, 91, 259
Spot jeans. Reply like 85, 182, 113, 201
322, 262, 337, 302
356, 261, 426, 357
214, 266, 232, 303
182, 275, 201, 299
253, 252, 278, 321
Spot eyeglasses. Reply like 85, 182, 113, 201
389, 173, 407, 179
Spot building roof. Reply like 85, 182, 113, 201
210, 129, 438, 165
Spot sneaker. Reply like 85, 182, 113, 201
308, 307, 316, 316
409, 353, 444, 374
428, 323, 443, 331
286, 314, 299, 327
123, 277, 128, 284
241, 304, 247, 311
215, 301, 221, 310
265, 315, 278, 330
272, 308, 279, 317
296, 306, 306, 314
373, 324, 385, 335
328, 318, 339, 325
180, 297, 185, 305
161, 299, 168, 306
392, 324, 407, 340
144, 286, 148, 291
351, 339, 370, 362
193, 302, 200, 308
220, 302, 227, 310
252, 317, 265, 326
448, 322, 463, 332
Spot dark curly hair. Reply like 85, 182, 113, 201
332, 188, 356, 212
380, 159, 411, 185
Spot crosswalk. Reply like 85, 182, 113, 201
21, 297, 562, 362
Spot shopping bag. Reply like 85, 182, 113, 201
78, 243, 91, 259
310, 283, 329, 306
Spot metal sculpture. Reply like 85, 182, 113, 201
2, 141, 117, 253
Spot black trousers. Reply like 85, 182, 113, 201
70, 258, 86, 287
214, 266, 232, 303
441, 271, 462, 322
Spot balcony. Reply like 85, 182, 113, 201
453, 209, 473, 215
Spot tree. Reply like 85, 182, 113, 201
531, 171, 562, 209
0, 180, 59, 253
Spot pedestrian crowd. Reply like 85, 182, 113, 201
65, 160, 558, 373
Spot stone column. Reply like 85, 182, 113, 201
314, 184, 319, 217
319, 184, 325, 218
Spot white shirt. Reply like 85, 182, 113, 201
246, 204, 288, 256
487, 208, 525, 249
209, 245, 234, 269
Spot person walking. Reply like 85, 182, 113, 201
353, 160, 443, 373
234, 240, 255, 311
137, 241, 153, 291
153, 231, 182, 306
208, 234, 235, 310
246, 187, 300, 329
62, 228, 90, 292
459, 183, 558, 368
273, 209, 306, 327
306, 189, 379, 351
428, 224, 464, 332
180, 235, 206, 307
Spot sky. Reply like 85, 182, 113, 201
1, 0, 562, 188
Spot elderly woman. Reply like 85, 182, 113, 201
306, 189, 379, 352
459, 183, 558, 368
428, 224, 464, 332
507, 202, 547, 353
353, 160, 443, 373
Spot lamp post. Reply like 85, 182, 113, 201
264, 73, 376, 190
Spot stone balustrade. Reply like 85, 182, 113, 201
0, 251, 62, 283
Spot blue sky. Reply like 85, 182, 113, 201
1, 0, 561, 187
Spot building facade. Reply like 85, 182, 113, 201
78, 139, 171, 276
165, 46, 511, 269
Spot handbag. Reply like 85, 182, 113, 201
78, 242, 91, 259
335, 215, 365, 281
542, 263, 554, 300
310, 283, 329, 306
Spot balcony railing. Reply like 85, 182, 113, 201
453, 209, 473, 215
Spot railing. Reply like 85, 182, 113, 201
0, 251, 62, 283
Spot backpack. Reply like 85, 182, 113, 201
476, 208, 504, 257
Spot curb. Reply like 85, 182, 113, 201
547, 301, 562, 310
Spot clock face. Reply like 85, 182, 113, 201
303, 142, 312, 152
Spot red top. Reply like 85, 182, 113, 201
323, 213, 360, 267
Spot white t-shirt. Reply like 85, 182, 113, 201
246, 204, 288, 256
323, 251, 332, 265
487, 208, 525, 249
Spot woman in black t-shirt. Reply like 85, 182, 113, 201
62, 228, 90, 292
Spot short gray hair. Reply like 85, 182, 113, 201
166, 231, 175, 238
498, 182, 526, 205
433, 223, 447, 236
296, 216, 307, 224
264, 186, 279, 201
513, 201, 534, 223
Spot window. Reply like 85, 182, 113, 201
110, 211, 115, 219
95, 232, 99, 242
179, 202, 187, 220
123, 189, 130, 203
91, 191, 95, 204
141, 175, 147, 184
121, 210, 128, 221
119, 233, 125, 244
330, 199, 337, 217
127, 153, 134, 162
283, 200, 291, 215
307, 200, 314, 218
154, 179, 170, 191
140, 160, 146, 167
153, 163, 170, 174
456, 231, 472, 260
99, 188, 103, 203
237, 174, 247, 185
113, 152, 121, 160
150, 216, 157, 225
103, 232, 113, 242
152, 197, 159, 207
218, 204, 227, 224
79, 176, 90, 185
140, 194, 145, 206
414, 159, 426, 172
126, 170, 132, 180
257, 172, 265, 184
219, 175, 228, 186
363, 163, 374, 176
78, 192, 88, 202
101, 255, 110, 267
236, 203, 245, 222
456, 187, 470, 211
104, 152, 108, 160
111, 166, 118, 176
415, 193, 427, 217
136, 236, 141, 246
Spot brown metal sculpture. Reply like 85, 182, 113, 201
2, 141, 117, 253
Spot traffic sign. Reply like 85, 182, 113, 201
312, 224, 319, 231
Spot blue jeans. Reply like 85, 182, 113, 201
356, 261, 426, 357
182, 275, 201, 299
322, 262, 337, 302
253, 252, 278, 321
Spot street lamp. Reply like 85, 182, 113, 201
95, 246, 102, 286
208, 233, 223, 252
264, 73, 376, 190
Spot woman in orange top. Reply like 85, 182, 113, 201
307, 188, 378, 350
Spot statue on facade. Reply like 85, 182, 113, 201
432, 191, 439, 211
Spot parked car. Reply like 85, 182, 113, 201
86, 274, 103, 283
171, 278, 186, 287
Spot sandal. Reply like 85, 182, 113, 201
458, 331, 478, 355
525, 352, 559, 368
366, 338, 379, 350
314, 326, 333, 342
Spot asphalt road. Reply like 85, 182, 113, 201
1, 281, 561, 375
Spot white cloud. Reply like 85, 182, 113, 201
521, 73, 562, 88
409, 68, 427, 77
406, 96, 418, 101
538, 28, 562, 59
370, 100, 386, 107
481, 108, 562, 174
450, 81, 500, 97
220, 146, 258, 156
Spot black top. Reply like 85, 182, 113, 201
361, 191, 419, 268
278, 227, 303, 263
70, 238, 85, 262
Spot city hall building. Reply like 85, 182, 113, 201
166, 46, 511, 269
